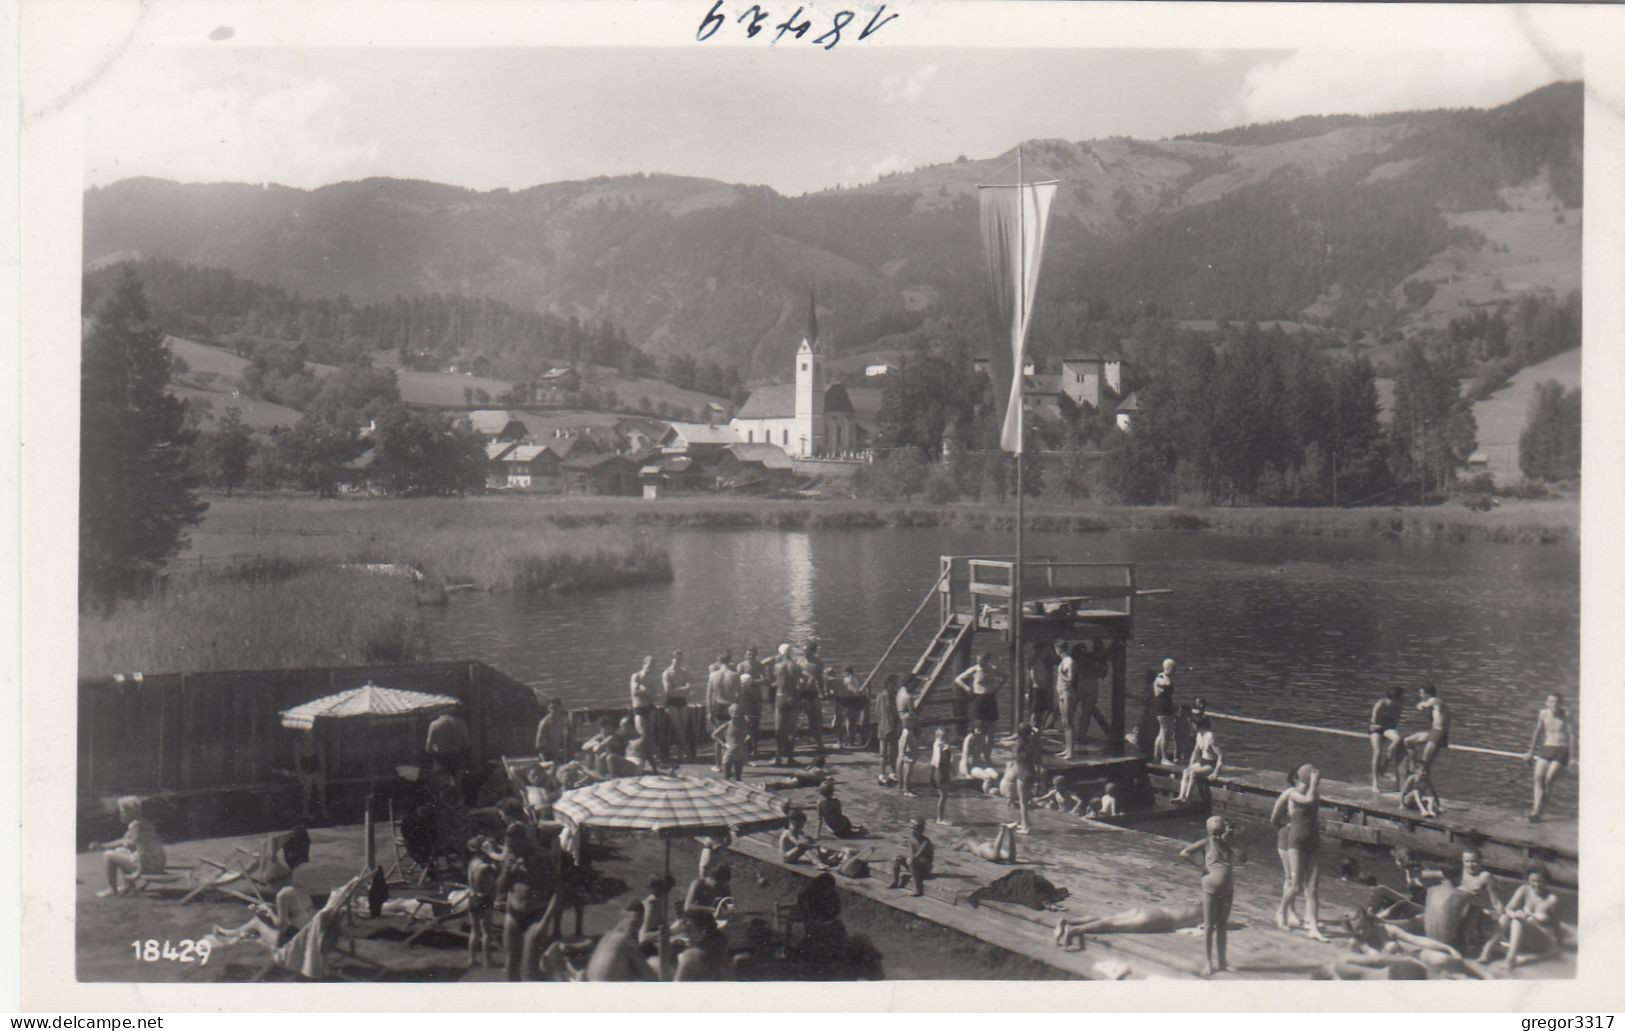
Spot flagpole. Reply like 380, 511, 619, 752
1013, 144, 1025, 734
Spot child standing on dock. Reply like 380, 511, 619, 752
1369, 687, 1408, 794
930, 726, 954, 825
1525, 693, 1572, 821
1179, 815, 1236, 976
712, 705, 749, 781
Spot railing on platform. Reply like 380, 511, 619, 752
1204, 710, 1577, 767
964, 559, 1136, 617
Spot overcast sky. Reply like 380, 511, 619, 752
82, 44, 1569, 195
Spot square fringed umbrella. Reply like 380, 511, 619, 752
553, 774, 788, 977
280, 682, 460, 800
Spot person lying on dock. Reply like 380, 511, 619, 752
1369, 687, 1409, 794
816, 780, 867, 838
1403, 681, 1450, 775
1054, 902, 1208, 950
1525, 693, 1572, 822
888, 817, 934, 897
1174, 720, 1223, 804
1032, 774, 1084, 814
812, 846, 871, 879
92, 796, 168, 898
955, 822, 1020, 864
1477, 864, 1565, 971
1399, 767, 1441, 818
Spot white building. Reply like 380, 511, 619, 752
730, 294, 862, 457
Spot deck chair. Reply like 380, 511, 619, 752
259, 869, 381, 982
179, 836, 290, 906
384, 799, 433, 888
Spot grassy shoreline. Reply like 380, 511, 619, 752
190, 492, 1578, 546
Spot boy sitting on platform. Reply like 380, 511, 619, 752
1400, 767, 1441, 818
1033, 774, 1085, 814
1082, 781, 1121, 818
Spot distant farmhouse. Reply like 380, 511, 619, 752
731, 294, 865, 458
464, 410, 531, 441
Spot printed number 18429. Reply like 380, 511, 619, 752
130, 938, 212, 965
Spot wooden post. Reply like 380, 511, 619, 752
1110, 639, 1126, 757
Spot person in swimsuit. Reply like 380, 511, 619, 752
798, 639, 827, 758
585, 902, 656, 982
1074, 641, 1105, 749
1403, 681, 1450, 775
661, 649, 693, 763
1268, 772, 1303, 930
496, 822, 561, 981
711, 704, 749, 781
1053, 641, 1078, 760
629, 656, 657, 738
535, 697, 569, 764
874, 673, 900, 785
292, 729, 329, 822
888, 817, 934, 897
1179, 815, 1236, 976
1174, 719, 1224, 803
959, 722, 1001, 795
1151, 659, 1177, 765
895, 697, 919, 798
956, 822, 1021, 864
704, 652, 731, 770
1368, 687, 1408, 794
1525, 693, 1572, 821
1054, 902, 1206, 950
1478, 864, 1564, 970
816, 779, 866, 838
1275, 762, 1327, 940
954, 653, 1000, 729
1010, 722, 1041, 834
772, 644, 802, 765
929, 726, 955, 825
93, 796, 167, 897
1027, 641, 1055, 731
1400, 766, 1441, 817
464, 836, 500, 968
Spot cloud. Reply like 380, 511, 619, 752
1229, 50, 1566, 126
87, 56, 381, 187
863, 154, 915, 180
880, 63, 938, 104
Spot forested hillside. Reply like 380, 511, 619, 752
84, 83, 1581, 381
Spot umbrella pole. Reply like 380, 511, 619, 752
659, 836, 672, 980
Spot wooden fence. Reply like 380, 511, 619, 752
78, 660, 540, 798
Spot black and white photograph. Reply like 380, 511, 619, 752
14, 0, 1625, 1011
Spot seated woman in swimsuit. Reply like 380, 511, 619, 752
1054, 902, 1205, 950
93, 796, 168, 897
1174, 724, 1223, 803
1276, 762, 1327, 941
955, 822, 1020, 864
1477, 865, 1565, 970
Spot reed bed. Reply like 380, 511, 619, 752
78, 562, 426, 677
190, 493, 1577, 549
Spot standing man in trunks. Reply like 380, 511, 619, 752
773, 644, 802, 765
1404, 681, 1450, 775
799, 639, 827, 757
1027, 641, 1055, 731
629, 656, 657, 739
535, 698, 569, 764
741, 646, 765, 702
1525, 693, 1572, 821
705, 651, 733, 771
1054, 641, 1079, 761
661, 649, 694, 763
1151, 659, 1178, 765
1369, 687, 1408, 794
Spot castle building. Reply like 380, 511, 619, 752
730, 293, 861, 458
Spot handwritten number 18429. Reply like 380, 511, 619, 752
697, 2, 899, 49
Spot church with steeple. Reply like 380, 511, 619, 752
729, 292, 862, 458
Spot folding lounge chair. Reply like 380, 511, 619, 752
258, 869, 382, 982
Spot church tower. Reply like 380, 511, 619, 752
793, 290, 825, 457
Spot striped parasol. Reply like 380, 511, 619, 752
278, 682, 459, 730
553, 774, 788, 838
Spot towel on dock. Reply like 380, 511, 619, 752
967, 869, 1069, 911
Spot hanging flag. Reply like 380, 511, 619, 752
978, 180, 1058, 454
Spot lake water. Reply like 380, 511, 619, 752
417, 527, 1579, 816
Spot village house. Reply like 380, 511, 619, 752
615, 416, 670, 455
464, 409, 531, 441
484, 440, 519, 488
500, 444, 564, 492
1056, 354, 1127, 411
864, 362, 897, 378
638, 452, 703, 498
717, 441, 797, 489
730, 294, 863, 457
546, 432, 604, 463
659, 421, 740, 472
564, 452, 638, 495
1115, 391, 1140, 432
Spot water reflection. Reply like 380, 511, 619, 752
415, 527, 1578, 814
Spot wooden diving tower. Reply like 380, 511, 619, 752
864, 555, 1164, 756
